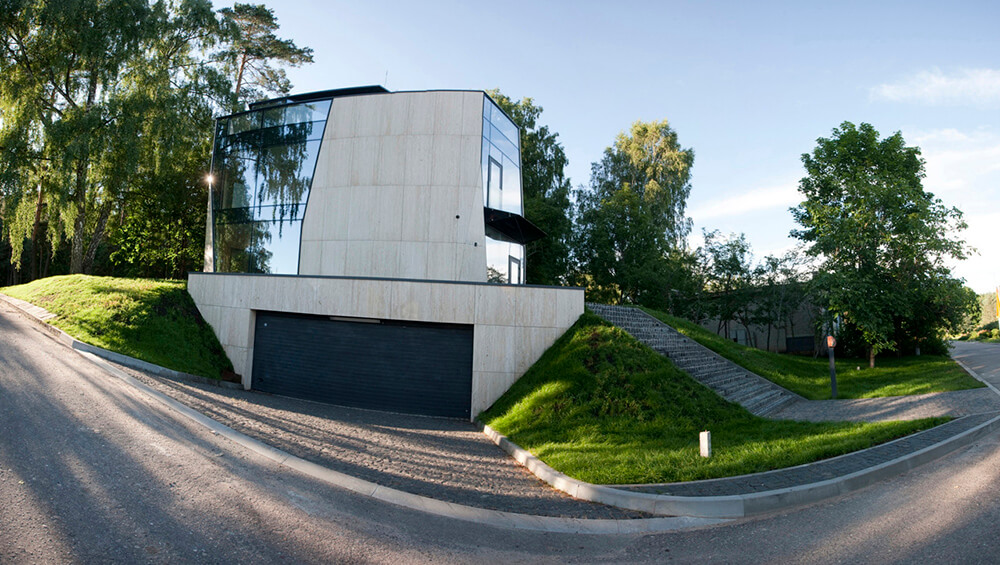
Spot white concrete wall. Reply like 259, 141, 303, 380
188, 273, 584, 419
299, 90, 487, 282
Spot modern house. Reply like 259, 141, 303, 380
187, 87, 583, 419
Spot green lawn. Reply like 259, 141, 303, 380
2, 274, 232, 379
641, 307, 983, 400
480, 311, 944, 484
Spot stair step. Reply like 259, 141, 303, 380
587, 302, 802, 417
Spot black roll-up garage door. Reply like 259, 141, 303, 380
251, 311, 473, 418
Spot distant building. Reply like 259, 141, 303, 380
188, 87, 582, 420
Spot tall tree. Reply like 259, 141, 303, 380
485, 90, 572, 285
699, 230, 756, 343
0, 0, 153, 274
791, 121, 972, 366
574, 119, 695, 308
0, 0, 229, 278
218, 3, 313, 111
755, 248, 809, 352
107, 0, 227, 278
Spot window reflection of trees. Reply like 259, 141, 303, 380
211, 100, 328, 274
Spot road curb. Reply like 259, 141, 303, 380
0, 291, 725, 534
6, 291, 998, 527
78, 351, 728, 534
951, 349, 1000, 398
479, 414, 1000, 519
0, 293, 242, 390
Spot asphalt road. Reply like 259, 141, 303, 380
5, 302, 1000, 563
952, 340, 1000, 391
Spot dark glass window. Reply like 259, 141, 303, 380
482, 94, 526, 284
210, 99, 331, 274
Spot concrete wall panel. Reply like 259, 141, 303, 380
189, 273, 584, 419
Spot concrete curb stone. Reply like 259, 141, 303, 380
478, 412, 1000, 519
951, 348, 1000, 398
0, 290, 725, 534
5, 291, 999, 527
0, 292, 242, 390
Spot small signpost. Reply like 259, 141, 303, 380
827, 335, 838, 399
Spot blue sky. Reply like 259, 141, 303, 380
225, 0, 1000, 293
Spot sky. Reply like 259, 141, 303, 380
218, 0, 1000, 293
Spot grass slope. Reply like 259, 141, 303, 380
641, 308, 983, 400
2, 275, 232, 379
480, 311, 943, 484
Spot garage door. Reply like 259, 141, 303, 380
251, 311, 474, 418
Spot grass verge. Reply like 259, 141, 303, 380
2, 274, 232, 379
480, 311, 945, 484
641, 307, 983, 400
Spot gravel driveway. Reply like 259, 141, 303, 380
116, 364, 647, 520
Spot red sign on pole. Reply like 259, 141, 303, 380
827, 335, 836, 348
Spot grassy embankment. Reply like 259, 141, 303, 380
641, 308, 983, 400
2, 274, 232, 379
480, 311, 945, 484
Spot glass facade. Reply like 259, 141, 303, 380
210, 99, 331, 274
482, 96, 525, 284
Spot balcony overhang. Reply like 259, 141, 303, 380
483, 207, 546, 245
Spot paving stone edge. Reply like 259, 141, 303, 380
478, 413, 1000, 519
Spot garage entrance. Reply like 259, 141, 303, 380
251, 311, 473, 418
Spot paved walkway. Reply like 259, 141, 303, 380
771, 388, 1000, 421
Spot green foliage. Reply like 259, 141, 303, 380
481, 311, 944, 483
218, 3, 314, 111
696, 231, 810, 351
0, 1, 313, 283
2, 274, 232, 378
976, 291, 998, 329
642, 307, 983, 400
0, 0, 228, 279
485, 90, 573, 285
699, 230, 755, 341
791, 122, 974, 366
0, 0, 156, 274
573, 120, 699, 311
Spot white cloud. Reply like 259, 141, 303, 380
871, 68, 1000, 107
948, 211, 1000, 293
906, 127, 1000, 195
688, 182, 800, 222
906, 127, 1000, 292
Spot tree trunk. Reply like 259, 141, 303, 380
69, 162, 88, 273
869, 347, 876, 369
28, 184, 45, 281
82, 202, 112, 274
233, 52, 248, 111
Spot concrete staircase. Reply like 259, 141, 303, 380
587, 303, 802, 417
